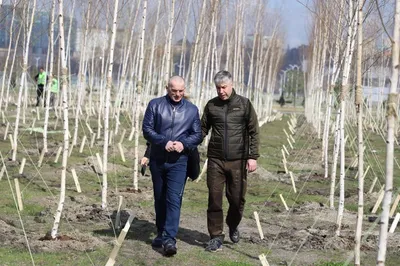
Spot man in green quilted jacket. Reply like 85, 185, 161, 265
201, 70, 259, 252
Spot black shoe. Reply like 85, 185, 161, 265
229, 228, 240, 243
151, 236, 163, 248
164, 241, 177, 256
205, 238, 222, 252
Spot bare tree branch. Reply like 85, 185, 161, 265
374, 0, 394, 43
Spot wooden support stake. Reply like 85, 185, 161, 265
14, 177, 23, 211
196, 159, 208, 183
282, 159, 289, 174
71, 168, 82, 193
68, 144, 74, 157
86, 122, 93, 135
115, 196, 123, 230
287, 138, 294, 149
390, 194, 400, 217
344, 135, 349, 145
290, 119, 296, 130
1, 110, 4, 124
279, 194, 289, 211
128, 129, 134, 141
105, 213, 135, 266
289, 171, 297, 193
54, 146, 62, 163
281, 149, 287, 163
90, 133, 96, 148
0, 165, 5, 180
368, 177, 378, 194
118, 143, 126, 162
79, 136, 87, 153
4, 122, 9, 140
9, 134, 14, 150
30, 118, 36, 135
287, 120, 293, 130
371, 189, 385, 214
38, 149, 46, 167
119, 129, 126, 144
96, 153, 103, 174
258, 254, 270, 266
283, 145, 290, 156
253, 211, 264, 239
362, 165, 370, 179
36, 107, 40, 120
389, 213, 400, 233
19, 158, 26, 175
283, 129, 289, 139
109, 130, 113, 145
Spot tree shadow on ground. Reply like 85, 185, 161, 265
93, 217, 209, 248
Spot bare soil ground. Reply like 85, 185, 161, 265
0, 113, 400, 266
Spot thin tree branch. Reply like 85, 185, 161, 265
374, 0, 394, 43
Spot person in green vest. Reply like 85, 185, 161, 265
50, 77, 59, 107
34, 67, 48, 107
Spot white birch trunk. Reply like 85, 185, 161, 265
51, 0, 68, 239
0, 0, 17, 111
5, 23, 21, 111
145, 0, 162, 94
72, 1, 91, 146
43, 0, 56, 153
354, 1, 364, 264
377, 0, 400, 263
189, 0, 207, 95
12, 0, 36, 161
164, 0, 175, 83
133, 0, 147, 190
179, 0, 192, 77
336, 0, 357, 235
102, 0, 119, 209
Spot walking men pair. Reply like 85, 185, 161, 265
142, 71, 259, 256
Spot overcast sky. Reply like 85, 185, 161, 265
269, 0, 311, 48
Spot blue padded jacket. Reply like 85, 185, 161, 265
142, 95, 202, 162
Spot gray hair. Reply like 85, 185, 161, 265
168, 75, 185, 88
214, 70, 232, 86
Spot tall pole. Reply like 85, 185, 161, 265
377, 0, 400, 264
354, 1, 364, 265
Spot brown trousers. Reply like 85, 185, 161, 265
206, 158, 247, 240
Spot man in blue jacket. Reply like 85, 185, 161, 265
142, 76, 202, 256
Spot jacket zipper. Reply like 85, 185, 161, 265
224, 104, 228, 160
166, 106, 176, 161
171, 106, 176, 138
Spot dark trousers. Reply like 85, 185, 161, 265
36, 84, 44, 106
207, 158, 247, 240
150, 157, 187, 244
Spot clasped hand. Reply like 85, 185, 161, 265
165, 141, 184, 153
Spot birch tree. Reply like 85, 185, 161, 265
43, 0, 56, 153
133, 0, 147, 190
12, 0, 36, 161
0, 0, 17, 111
354, 1, 365, 265
377, 0, 400, 263
51, 0, 69, 239
336, 0, 357, 236
72, 1, 91, 147
102, 0, 119, 209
